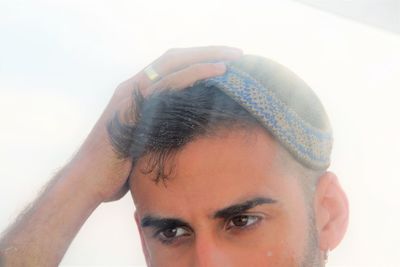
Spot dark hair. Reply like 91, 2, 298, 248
108, 55, 331, 188
107, 84, 260, 183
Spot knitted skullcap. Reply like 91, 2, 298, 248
201, 55, 333, 170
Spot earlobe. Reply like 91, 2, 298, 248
134, 211, 152, 266
314, 171, 349, 252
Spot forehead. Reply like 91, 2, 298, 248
130, 127, 301, 215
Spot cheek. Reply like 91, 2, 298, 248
246, 218, 309, 265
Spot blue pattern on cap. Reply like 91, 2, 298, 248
202, 66, 333, 170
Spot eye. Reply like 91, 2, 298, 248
155, 226, 191, 244
226, 215, 261, 230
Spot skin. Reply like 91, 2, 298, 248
0, 46, 348, 266
131, 128, 349, 267
0, 46, 243, 266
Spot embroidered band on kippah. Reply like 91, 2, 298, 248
202, 65, 333, 170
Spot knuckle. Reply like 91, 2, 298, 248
114, 79, 138, 96
114, 83, 130, 97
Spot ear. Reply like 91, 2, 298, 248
134, 211, 152, 266
314, 171, 349, 252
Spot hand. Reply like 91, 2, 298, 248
72, 46, 243, 203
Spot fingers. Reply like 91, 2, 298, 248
139, 46, 242, 90
111, 46, 242, 119
144, 62, 227, 96
154, 46, 242, 75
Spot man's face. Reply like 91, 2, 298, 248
130, 127, 322, 267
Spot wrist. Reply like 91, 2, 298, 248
66, 143, 131, 203
57, 162, 105, 207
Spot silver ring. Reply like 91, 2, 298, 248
143, 65, 160, 81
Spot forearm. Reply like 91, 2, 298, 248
0, 164, 102, 266
0, 79, 134, 266
0, 46, 242, 266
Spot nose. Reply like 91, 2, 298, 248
193, 233, 233, 267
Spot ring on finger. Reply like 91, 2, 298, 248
143, 64, 161, 81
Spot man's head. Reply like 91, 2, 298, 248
108, 55, 349, 267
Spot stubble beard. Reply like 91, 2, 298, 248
300, 206, 324, 267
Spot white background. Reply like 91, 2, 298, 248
1, 1, 399, 266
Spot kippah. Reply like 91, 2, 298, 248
201, 56, 333, 170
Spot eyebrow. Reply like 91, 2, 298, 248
213, 197, 277, 219
140, 197, 277, 229
141, 216, 190, 229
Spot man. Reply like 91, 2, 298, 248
0, 46, 348, 267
